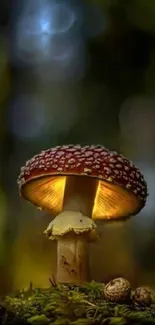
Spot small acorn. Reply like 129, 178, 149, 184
104, 277, 131, 302
132, 287, 152, 307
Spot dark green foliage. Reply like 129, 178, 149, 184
0, 282, 155, 325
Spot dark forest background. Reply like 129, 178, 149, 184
1, 0, 155, 294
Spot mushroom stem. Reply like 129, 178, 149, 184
44, 211, 97, 284
63, 176, 98, 216
56, 233, 89, 284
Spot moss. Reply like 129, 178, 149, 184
0, 281, 155, 325
27, 315, 49, 324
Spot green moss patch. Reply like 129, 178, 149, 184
0, 281, 155, 325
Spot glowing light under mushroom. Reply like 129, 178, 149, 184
22, 175, 143, 220
18, 145, 147, 219
18, 144, 148, 285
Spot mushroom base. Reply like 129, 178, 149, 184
56, 233, 90, 284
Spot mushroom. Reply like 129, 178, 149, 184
17, 144, 148, 284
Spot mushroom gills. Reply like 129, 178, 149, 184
23, 175, 143, 220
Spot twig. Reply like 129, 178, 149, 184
29, 281, 33, 296
84, 299, 97, 307
49, 274, 57, 287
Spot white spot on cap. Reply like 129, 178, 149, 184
58, 167, 63, 172
94, 153, 100, 158
94, 164, 100, 169
124, 166, 130, 171
74, 151, 81, 156
104, 167, 111, 174
109, 158, 116, 163
56, 151, 64, 157
66, 153, 73, 158
117, 156, 124, 162
62, 145, 70, 149
107, 177, 113, 181
84, 168, 91, 174
130, 172, 135, 178
68, 158, 76, 164
95, 148, 103, 152
68, 148, 77, 152
74, 145, 81, 149
70, 164, 75, 169
85, 151, 93, 157
116, 164, 122, 168
85, 161, 92, 166
136, 172, 140, 178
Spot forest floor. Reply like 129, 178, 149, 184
0, 281, 155, 325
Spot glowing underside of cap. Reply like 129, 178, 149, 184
21, 175, 143, 220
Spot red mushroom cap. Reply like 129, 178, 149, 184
17, 144, 148, 220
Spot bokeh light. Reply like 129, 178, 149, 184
132, 163, 155, 226
2, 0, 155, 294
85, 3, 108, 37
9, 89, 79, 141
14, 0, 78, 59
11, 0, 107, 81
119, 95, 155, 158
35, 36, 86, 81
9, 94, 51, 140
